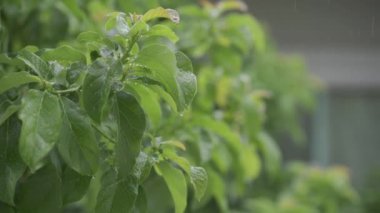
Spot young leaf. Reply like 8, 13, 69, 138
62, 166, 92, 205
57, 97, 99, 176
189, 166, 208, 201
114, 92, 146, 178
17, 50, 51, 79
18, 90, 62, 171
0, 117, 26, 206
15, 164, 62, 213
0, 71, 41, 95
96, 168, 138, 213
142, 7, 180, 23
156, 162, 187, 213
82, 58, 121, 123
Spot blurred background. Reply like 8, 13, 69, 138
246, 0, 380, 205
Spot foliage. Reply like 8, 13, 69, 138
0, 0, 357, 213
0, 5, 203, 212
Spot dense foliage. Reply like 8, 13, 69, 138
0, 0, 358, 212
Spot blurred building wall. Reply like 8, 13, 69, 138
247, 0, 380, 187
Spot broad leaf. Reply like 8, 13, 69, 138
15, 164, 62, 213
58, 97, 99, 175
0, 102, 20, 126
135, 45, 196, 112
191, 115, 241, 154
258, 132, 281, 177
175, 51, 197, 109
0, 117, 25, 206
162, 149, 191, 174
0, 71, 41, 94
135, 44, 178, 108
145, 25, 179, 43
126, 82, 161, 128
17, 50, 51, 79
189, 166, 208, 201
114, 92, 146, 178
62, 167, 92, 205
18, 90, 62, 171
239, 143, 261, 181
42, 45, 86, 63
82, 58, 121, 123
142, 7, 180, 23
133, 187, 147, 213
208, 169, 228, 212
156, 162, 187, 213
96, 169, 138, 213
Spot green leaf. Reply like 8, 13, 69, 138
0, 117, 26, 206
156, 161, 187, 213
82, 58, 121, 123
135, 45, 195, 112
126, 82, 161, 128
145, 25, 179, 43
18, 90, 62, 171
135, 45, 177, 106
15, 164, 62, 213
208, 169, 228, 212
114, 92, 146, 178
58, 97, 99, 175
148, 85, 177, 112
239, 143, 261, 181
142, 7, 180, 23
77, 31, 102, 43
96, 168, 138, 213
258, 132, 281, 177
0, 104, 20, 127
162, 149, 191, 174
17, 50, 51, 79
0, 71, 41, 95
62, 166, 92, 205
133, 186, 147, 213
42, 45, 86, 63
159, 140, 186, 151
105, 13, 130, 36
191, 115, 241, 155
175, 51, 197, 108
189, 166, 208, 201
